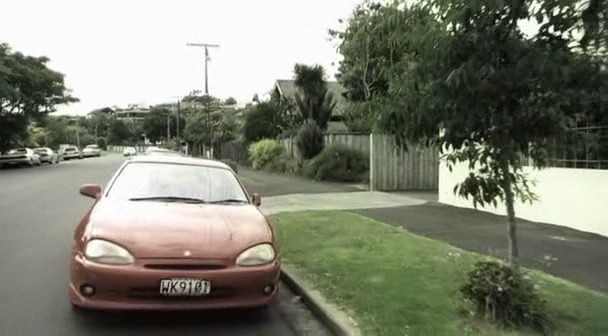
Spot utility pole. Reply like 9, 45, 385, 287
186, 43, 220, 95
166, 113, 171, 143
176, 100, 181, 150
186, 42, 219, 157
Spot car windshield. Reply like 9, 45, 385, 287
107, 162, 248, 204
86, 145, 98, 149
64, 148, 75, 152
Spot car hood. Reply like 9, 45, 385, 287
88, 200, 272, 259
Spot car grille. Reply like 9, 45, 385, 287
143, 264, 227, 271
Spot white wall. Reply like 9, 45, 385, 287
439, 162, 608, 237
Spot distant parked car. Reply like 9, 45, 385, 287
82, 144, 102, 158
145, 146, 161, 155
0, 148, 41, 168
123, 147, 137, 157
60, 146, 83, 160
33, 147, 60, 164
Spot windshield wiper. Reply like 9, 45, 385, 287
129, 196, 206, 204
208, 199, 249, 205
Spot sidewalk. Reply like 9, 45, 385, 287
354, 202, 608, 293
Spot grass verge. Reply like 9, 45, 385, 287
271, 211, 608, 336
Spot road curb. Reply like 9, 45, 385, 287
280, 264, 361, 336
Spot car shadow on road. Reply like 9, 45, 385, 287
71, 308, 272, 335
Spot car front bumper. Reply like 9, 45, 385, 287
69, 255, 281, 310
0, 158, 30, 165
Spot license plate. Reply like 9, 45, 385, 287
159, 279, 211, 296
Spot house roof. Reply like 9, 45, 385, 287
274, 79, 347, 116
87, 107, 115, 115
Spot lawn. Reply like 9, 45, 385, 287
270, 211, 608, 336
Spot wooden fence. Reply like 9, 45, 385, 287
280, 133, 439, 191
369, 134, 439, 191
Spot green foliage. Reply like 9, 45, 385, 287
0, 43, 78, 152
295, 120, 324, 160
461, 261, 550, 332
224, 97, 237, 105
248, 139, 285, 170
79, 132, 96, 146
242, 102, 286, 143
183, 112, 207, 146
336, 0, 608, 266
293, 64, 336, 130
304, 144, 368, 182
28, 126, 47, 147
107, 119, 134, 145
143, 106, 185, 144
96, 137, 107, 150
220, 159, 238, 173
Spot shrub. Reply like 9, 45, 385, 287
304, 144, 369, 182
265, 153, 300, 175
221, 159, 238, 173
248, 139, 285, 170
96, 137, 107, 150
295, 120, 324, 160
461, 261, 550, 332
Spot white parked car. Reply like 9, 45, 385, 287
123, 147, 137, 157
82, 144, 102, 158
0, 148, 41, 167
60, 146, 83, 160
33, 147, 60, 164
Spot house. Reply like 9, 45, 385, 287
86, 107, 115, 118
273, 79, 349, 132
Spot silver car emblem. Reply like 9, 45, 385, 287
183, 250, 191, 257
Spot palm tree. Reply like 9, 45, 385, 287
293, 64, 336, 130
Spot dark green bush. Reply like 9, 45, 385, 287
461, 261, 551, 332
304, 144, 369, 182
248, 139, 285, 170
221, 159, 238, 173
96, 137, 107, 150
295, 120, 324, 160
264, 154, 300, 175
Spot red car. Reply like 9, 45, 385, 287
69, 156, 280, 311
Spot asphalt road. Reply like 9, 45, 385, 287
0, 154, 329, 336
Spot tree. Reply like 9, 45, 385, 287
107, 119, 134, 145
339, 0, 607, 268
242, 102, 287, 143
331, 2, 419, 132
143, 107, 170, 143
293, 64, 336, 130
0, 43, 78, 152
224, 97, 237, 105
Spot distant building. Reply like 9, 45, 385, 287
114, 104, 150, 125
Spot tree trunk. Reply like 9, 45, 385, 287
501, 159, 519, 269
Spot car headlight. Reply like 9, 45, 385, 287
84, 239, 134, 265
236, 243, 275, 266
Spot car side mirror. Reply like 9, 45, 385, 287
80, 184, 102, 199
252, 193, 261, 207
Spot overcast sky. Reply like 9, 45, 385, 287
0, 0, 362, 115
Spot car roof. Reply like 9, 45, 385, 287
127, 155, 231, 170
